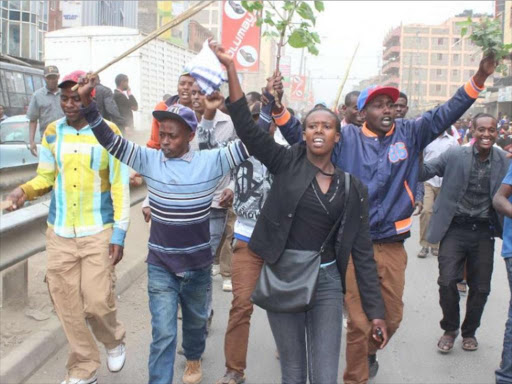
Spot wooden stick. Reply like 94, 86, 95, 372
71, 0, 215, 91
332, 43, 360, 112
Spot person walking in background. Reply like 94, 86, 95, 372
113, 74, 138, 132
274, 54, 496, 383
94, 76, 125, 129
340, 91, 363, 127
211, 40, 387, 384
27, 65, 65, 157
7, 70, 130, 384
216, 74, 283, 384
420, 113, 510, 354
417, 131, 459, 258
393, 92, 409, 119
494, 161, 512, 384
190, 80, 237, 321
77, 73, 250, 384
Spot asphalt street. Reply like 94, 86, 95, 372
25, 217, 509, 384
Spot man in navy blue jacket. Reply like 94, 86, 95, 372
275, 55, 496, 383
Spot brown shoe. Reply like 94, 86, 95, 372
183, 360, 202, 384
216, 370, 246, 384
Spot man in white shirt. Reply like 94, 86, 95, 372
418, 131, 459, 258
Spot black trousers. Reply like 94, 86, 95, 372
437, 221, 495, 338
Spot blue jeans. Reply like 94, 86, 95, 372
147, 263, 210, 384
206, 208, 228, 318
496, 258, 512, 384
267, 263, 344, 384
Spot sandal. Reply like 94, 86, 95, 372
216, 371, 246, 384
462, 337, 478, 351
437, 331, 459, 353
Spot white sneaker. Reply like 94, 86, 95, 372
106, 343, 126, 372
222, 279, 233, 292
61, 375, 97, 384
212, 264, 220, 276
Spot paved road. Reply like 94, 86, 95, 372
25, 218, 508, 384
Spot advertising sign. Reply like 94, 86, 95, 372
61, 1, 82, 28
280, 55, 291, 88
290, 75, 306, 101
221, 0, 261, 72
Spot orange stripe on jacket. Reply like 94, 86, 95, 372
463, 76, 485, 99
272, 108, 291, 126
395, 217, 412, 234
404, 181, 415, 207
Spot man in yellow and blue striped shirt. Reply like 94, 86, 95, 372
7, 70, 130, 384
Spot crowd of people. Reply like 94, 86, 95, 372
3, 38, 512, 384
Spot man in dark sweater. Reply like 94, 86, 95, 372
95, 76, 124, 128
113, 74, 138, 131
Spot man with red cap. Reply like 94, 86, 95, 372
274, 55, 497, 383
6, 71, 130, 384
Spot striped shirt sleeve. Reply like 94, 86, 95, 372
82, 102, 158, 177
107, 124, 131, 246
218, 140, 250, 172
20, 123, 57, 199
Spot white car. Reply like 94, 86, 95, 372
0, 115, 41, 169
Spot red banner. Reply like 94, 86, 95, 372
221, 0, 261, 72
290, 75, 306, 101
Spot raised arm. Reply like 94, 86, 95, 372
209, 41, 292, 174
77, 75, 158, 177
273, 107, 303, 145
411, 55, 496, 150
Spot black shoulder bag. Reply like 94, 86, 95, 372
251, 172, 350, 313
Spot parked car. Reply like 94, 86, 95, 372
0, 115, 41, 169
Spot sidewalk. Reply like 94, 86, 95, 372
0, 201, 150, 384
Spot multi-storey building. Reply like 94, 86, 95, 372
0, 0, 50, 61
138, 1, 221, 49
381, 15, 486, 109
57, 0, 137, 29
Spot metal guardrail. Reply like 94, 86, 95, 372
0, 184, 146, 272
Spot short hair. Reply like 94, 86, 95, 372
247, 91, 261, 102
472, 112, 496, 127
398, 92, 408, 104
115, 74, 128, 87
303, 107, 341, 133
344, 91, 360, 107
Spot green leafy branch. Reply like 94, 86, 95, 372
241, 1, 324, 71
457, 16, 512, 75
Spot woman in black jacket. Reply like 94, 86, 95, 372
209, 41, 387, 384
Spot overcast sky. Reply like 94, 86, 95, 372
287, 1, 494, 105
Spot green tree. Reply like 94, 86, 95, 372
241, 1, 324, 71
457, 16, 512, 75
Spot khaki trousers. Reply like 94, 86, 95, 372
223, 240, 264, 375
344, 242, 408, 384
215, 207, 236, 278
419, 183, 441, 249
46, 228, 125, 379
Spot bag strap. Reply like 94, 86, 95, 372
319, 172, 350, 254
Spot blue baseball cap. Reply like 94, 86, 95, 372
357, 85, 400, 111
152, 104, 198, 132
